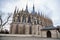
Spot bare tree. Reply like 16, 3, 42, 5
0, 13, 11, 32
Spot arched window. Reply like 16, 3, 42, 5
34, 21, 36, 24
18, 16, 20, 22
37, 20, 39, 24
47, 31, 51, 38
33, 17, 37, 24
22, 15, 26, 23
28, 16, 31, 23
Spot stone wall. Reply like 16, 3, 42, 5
50, 30, 57, 38
57, 30, 60, 38
0, 34, 60, 40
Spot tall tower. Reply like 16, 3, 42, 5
32, 4, 35, 14
25, 5, 28, 12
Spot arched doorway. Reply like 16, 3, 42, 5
47, 31, 51, 38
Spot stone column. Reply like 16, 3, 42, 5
26, 17, 28, 23
39, 25, 43, 37
12, 24, 17, 34
15, 16, 18, 22
25, 24, 30, 34
19, 24, 24, 34
21, 16, 22, 23
10, 24, 13, 34
32, 25, 35, 35
18, 24, 21, 34
33, 25, 39, 35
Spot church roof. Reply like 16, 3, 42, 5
41, 26, 60, 30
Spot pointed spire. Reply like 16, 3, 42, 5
14, 6, 17, 14
32, 4, 35, 14
17, 8, 19, 13
33, 4, 35, 12
38, 11, 40, 16
40, 11, 42, 16
25, 4, 28, 12
33, 4, 35, 13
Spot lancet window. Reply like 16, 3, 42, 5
22, 15, 26, 23
28, 16, 31, 23
17, 16, 20, 22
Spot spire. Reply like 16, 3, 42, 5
38, 11, 40, 16
40, 11, 42, 16
33, 4, 35, 12
14, 6, 17, 14
25, 4, 28, 12
32, 4, 35, 14
17, 8, 19, 13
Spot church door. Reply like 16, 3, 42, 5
47, 31, 51, 38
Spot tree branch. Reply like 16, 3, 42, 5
2, 14, 11, 26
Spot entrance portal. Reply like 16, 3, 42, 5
47, 31, 51, 38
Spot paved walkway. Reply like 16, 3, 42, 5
0, 34, 60, 40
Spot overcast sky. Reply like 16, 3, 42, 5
0, 0, 60, 30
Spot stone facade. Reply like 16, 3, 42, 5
10, 5, 60, 38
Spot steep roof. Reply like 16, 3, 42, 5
41, 26, 60, 30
